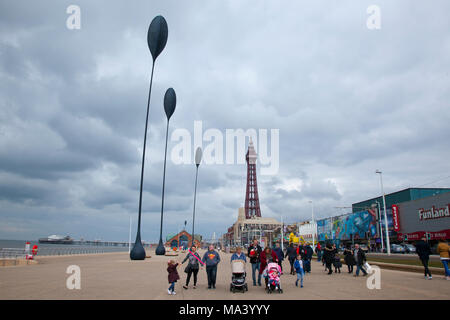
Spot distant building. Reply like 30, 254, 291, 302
297, 221, 317, 244
224, 207, 281, 248
165, 231, 201, 248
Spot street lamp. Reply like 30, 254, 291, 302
376, 170, 390, 255
191, 147, 202, 247
131, 15, 168, 260
155, 88, 177, 255
309, 200, 315, 248
280, 215, 284, 251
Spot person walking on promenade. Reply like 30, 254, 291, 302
437, 238, 450, 280
353, 244, 367, 277
303, 243, 313, 273
202, 244, 221, 289
415, 237, 432, 280
285, 243, 297, 275
260, 247, 279, 287
333, 251, 342, 273
231, 247, 247, 262
316, 242, 322, 262
182, 245, 203, 289
294, 254, 305, 288
167, 260, 180, 295
343, 244, 356, 274
273, 242, 284, 271
248, 239, 262, 286
323, 242, 335, 275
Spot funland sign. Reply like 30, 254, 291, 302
418, 204, 450, 221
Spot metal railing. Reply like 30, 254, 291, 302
0, 246, 129, 258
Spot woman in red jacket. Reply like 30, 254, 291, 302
260, 247, 279, 288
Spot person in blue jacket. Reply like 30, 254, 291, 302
231, 247, 247, 262
294, 254, 305, 288
273, 242, 284, 271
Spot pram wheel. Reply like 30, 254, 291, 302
229, 284, 233, 292
244, 284, 248, 291
278, 288, 283, 293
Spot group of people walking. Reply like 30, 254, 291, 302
167, 238, 450, 295
167, 244, 221, 295
416, 237, 450, 280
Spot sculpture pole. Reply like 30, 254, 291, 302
130, 15, 168, 260
155, 88, 177, 255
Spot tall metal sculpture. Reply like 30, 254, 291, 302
130, 16, 168, 260
155, 88, 177, 255
191, 147, 203, 247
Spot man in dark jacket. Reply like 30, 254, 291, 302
353, 244, 367, 277
248, 239, 262, 286
273, 242, 284, 271
323, 243, 335, 274
303, 243, 314, 273
285, 243, 298, 275
415, 237, 432, 279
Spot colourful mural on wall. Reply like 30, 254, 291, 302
317, 209, 382, 245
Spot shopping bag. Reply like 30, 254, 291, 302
363, 262, 372, 273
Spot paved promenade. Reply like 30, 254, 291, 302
1, 250, 449, 300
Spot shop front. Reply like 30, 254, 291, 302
395, 192, 450, 244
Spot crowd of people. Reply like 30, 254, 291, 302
166, 238, 450, 295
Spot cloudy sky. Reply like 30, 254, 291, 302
1, 0, 449, 242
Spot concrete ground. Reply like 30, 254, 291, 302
0, 250, 449, 300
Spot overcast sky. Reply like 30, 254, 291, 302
1, 0, 450, 242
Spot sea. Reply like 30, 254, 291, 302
0, 239, 130, 256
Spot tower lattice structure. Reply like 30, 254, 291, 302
244, 139, 261, 219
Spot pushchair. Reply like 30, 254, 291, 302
229, 260, 248, 293
264, 262, 283, 294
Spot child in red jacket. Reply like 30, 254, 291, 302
167, 260, 180, 295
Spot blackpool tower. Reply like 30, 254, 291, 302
244, 139, 261, 219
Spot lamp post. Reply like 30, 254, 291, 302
155, 88, 177, 255
280, 215, 284, 251
376, 170, 390, 255
309, 200, 315, 248
130, 15, 168, 260
191, 147, 202, 247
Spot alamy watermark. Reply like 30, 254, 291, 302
170, 121, 279, 175
366, 5, 381, 30
366, 265, 381, 289
66, 265, 81, 289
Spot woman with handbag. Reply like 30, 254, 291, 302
182, 246, 203, 289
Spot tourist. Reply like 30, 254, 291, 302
202, 244, 221, 289
415, 237, 432, 279
260, 247, 279, 287
231, 247, 247, 262
437, 238, 450, 280
343, 244, 356, 273
294, 254, 305, 288
167, 259, 180, 295
273, 242, 284, 271
323, 242, 335, 275
333, 251, 342, 273
303, 242, 313, 273
316, 242, 322, 262
248, 239, 262, 286
353, 244, 368, 277
285, 243, 297, 275
182, 245, 203, 289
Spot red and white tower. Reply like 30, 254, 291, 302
244, 139, 261, 219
